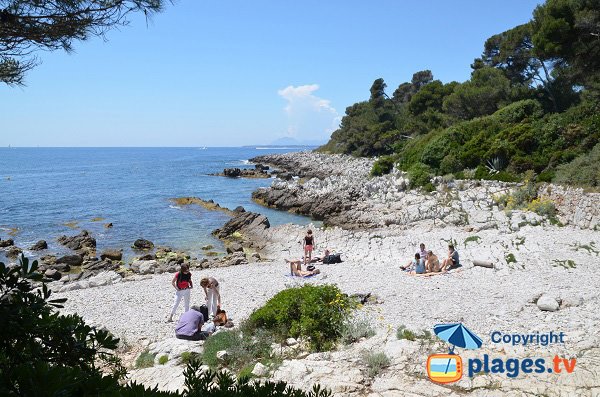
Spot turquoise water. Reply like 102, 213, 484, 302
0, 147, 312, 262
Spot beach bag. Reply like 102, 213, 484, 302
199, 304, 209, 322
215, 309, 228, 326
323, 253, 342, 264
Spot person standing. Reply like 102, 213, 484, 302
167, 264, 193, 322
303, 229, 315, 265
200, 277, 221, 318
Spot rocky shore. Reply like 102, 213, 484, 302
43, 152, 600, 396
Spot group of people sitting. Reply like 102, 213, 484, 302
401, 243, 460, 275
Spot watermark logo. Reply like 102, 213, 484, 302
426, 324, 576, 384
426, 323, 482, 383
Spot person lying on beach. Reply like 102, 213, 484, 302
425, 250, 440, 273
285, 259, 321, 277
175, 305, 209, 341
441, 244, 460, 272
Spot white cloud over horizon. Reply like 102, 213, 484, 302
277, 84, 341, 142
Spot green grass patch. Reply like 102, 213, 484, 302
135, 349, 156, 369
553, 259, 577, 269
158, 355, 168, 365
464, 235, 481, 246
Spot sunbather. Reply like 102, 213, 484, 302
286, 259, 321, 276
425, 250, 440, 272
441, 244, 460, 272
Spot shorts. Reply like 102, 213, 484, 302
305, 245, 313, 252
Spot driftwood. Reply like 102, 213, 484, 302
473, 259, 494, 269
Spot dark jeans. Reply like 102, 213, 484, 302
176, 331, 209, 341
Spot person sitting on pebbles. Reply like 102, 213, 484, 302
175, 305, 209, 341
441, 244, 460, 272
402, 243, 427, 271
285, 258, 321, 277
408, 253, 426, 275
425, 250, 440, 273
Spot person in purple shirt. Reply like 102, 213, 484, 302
175, 306, 209, 341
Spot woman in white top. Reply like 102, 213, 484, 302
200, 277, 221, 318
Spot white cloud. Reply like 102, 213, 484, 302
277, 84, 340, 142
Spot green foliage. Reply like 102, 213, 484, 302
362, 351, 390, 377
407, 163, 433, 188
247, 285, 354, 351
505, 253, 517, 264
340, 316, 376, 345
136, 349, 156, 369
554, 143, 600, 187
202, 327, 274, 372
158, 355, 169, 365
464, 235, 481, 246
370, 156, 395, 176
180, 351, 201, 365
318, 0, 600, 188
184, 361, 332, 397
396, 326, 416, 341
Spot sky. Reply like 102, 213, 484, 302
0, 0, 542, 147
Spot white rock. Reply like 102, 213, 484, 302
537, 295, 560, 311
216, 350, 229, 361
285, 337, 298, 346
251, 362, 269, 377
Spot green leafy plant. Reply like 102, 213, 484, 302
464, 235, 481, 246
158, 355, 169, 365
505, 253, 517, 264
136, 349, 157, 369
247, 284, 354, 351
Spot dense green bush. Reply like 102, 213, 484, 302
407, 162, 433, 188
554, 143, 600, 187
136, 349, 157, 368
202, 328, 273, 371
370, 155, 395, 176
247, 285, 354, 351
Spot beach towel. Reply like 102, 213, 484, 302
286, 273, 318, 279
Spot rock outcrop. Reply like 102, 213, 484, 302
58, 230, 96, 257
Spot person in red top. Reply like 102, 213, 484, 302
167, 264, 193, 322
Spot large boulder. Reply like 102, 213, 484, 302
56, 254, 83, 267
0, 239, 14, 248
87, 271, 122, 288
58, 230, 96, 252
30, 240, 48, 251
100, 249, 123, 261
212, 211, 270, 239
223, 168, 241, 177
130, 260, 159, 274
44, 268, 62, 280
226, 242, 243, 254
6, 246, 22, 258
132, 239, 154, 250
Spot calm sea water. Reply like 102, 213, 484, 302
0, 147, 313, 262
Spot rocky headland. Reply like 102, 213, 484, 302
33, 152, 600, 396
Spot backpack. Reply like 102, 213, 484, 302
323, 253, 342, 264
199, 304, 209, 322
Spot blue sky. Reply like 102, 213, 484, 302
1, 0, 541, 147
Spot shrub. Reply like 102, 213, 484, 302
202, 330, 241, 368
527, 198, 556, 218
247, 284, 354, 351
340, 316, 376, 345
136, 349, 156, 369
362, 351, 390, 377
407, 162, 433, 188
396, 327, 416, 341
180, 351, 201, 365
371, 155, 395, 176
158, 355, 169, 365
202, 327, 274, 371
554, 143, 600, 187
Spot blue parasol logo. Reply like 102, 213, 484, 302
434, 323, 483, 353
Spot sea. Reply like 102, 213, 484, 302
0, 147, 315, 263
